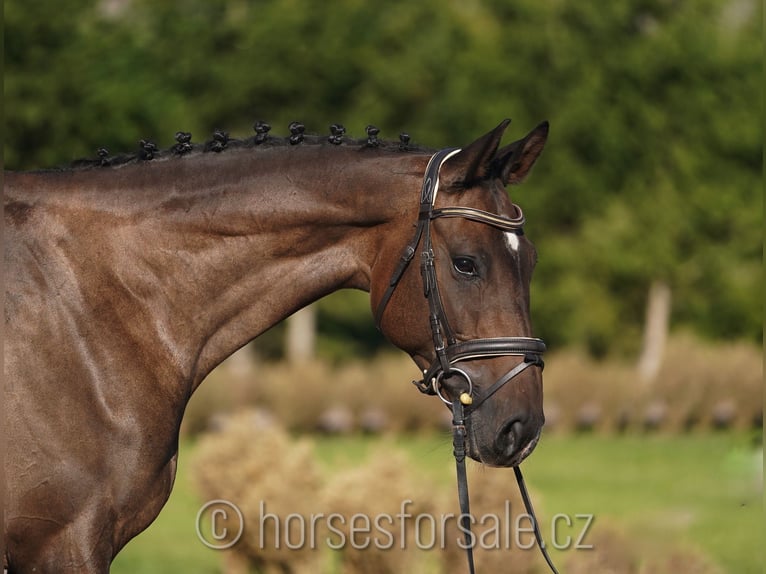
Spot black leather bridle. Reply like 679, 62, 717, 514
375, 148, 559, 574
374, 147, 546, 404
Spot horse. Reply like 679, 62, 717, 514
3, 118, 549, 573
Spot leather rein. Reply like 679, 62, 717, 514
374, 148, 559, 574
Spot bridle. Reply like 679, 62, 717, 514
374, 147, 546, 402
375, 148, 559, 574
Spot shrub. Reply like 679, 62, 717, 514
187, 351, 504, 438
543, 334, 762, 434
645, 333, 763, 432
183, 335, 762, 437
543, 350, 640, 433
191, 412, 324, 573
563, 522, 639, 574
181, 347, 263, 437
191, 414, 731, 573
320, 447, 436, 574
564, 520, 723, 574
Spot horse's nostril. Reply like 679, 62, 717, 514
491, 417, 543, 466
496, 419, 525, 458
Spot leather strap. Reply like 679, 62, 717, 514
450, 390, 560, 574
452, 399, 477, 574
514, 466, 561, 574
374, 147, 460, 330
418, 337, 546, 394
468, 359, 536, 412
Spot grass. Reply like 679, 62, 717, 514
112, 431, 763, 574
520, 432, 763, 573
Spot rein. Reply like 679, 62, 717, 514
375, 149, 559, 574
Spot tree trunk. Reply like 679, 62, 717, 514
637, 280, 672, 383
285, 304, 316, 363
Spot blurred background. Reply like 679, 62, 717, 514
5, 0, 762, 572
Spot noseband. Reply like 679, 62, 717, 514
375, 148, 558, 574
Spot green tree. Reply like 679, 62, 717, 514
5, 0, 761, 357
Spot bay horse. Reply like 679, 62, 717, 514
3, 118, 549, 572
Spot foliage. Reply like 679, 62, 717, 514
191, 414, 325, 573
5, 0, 761, 356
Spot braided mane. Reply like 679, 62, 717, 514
70, 121, 434, 170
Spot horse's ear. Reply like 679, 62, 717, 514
492, 121, 549, 185
440, 119, 511, 190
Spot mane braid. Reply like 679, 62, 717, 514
67, 124, 435, 171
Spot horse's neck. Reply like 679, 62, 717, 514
16, 148, 427, 388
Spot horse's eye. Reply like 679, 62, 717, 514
453, 257, 478, 277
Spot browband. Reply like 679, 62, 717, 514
431, 206, 525, 232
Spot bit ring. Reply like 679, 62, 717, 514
433, 368, 473, 405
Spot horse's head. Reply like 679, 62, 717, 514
374, 119, 549, 467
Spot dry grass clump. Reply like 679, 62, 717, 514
644, 333, 763, 432
319, 451, 542, 574
563, 522, 638, 574
256, 354, 448, 434
190, 413, 729, 573
191, 411, 324, 573
543, 350, 639, 433
191, 415, 448, 573
191, 417, 544, 573
182, 349, 263, 436
320, 447, 437, 574
542, 334, 762, 434
564, 520, 723, 574
182, 334, 761, 438
256, 359, 343, 432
